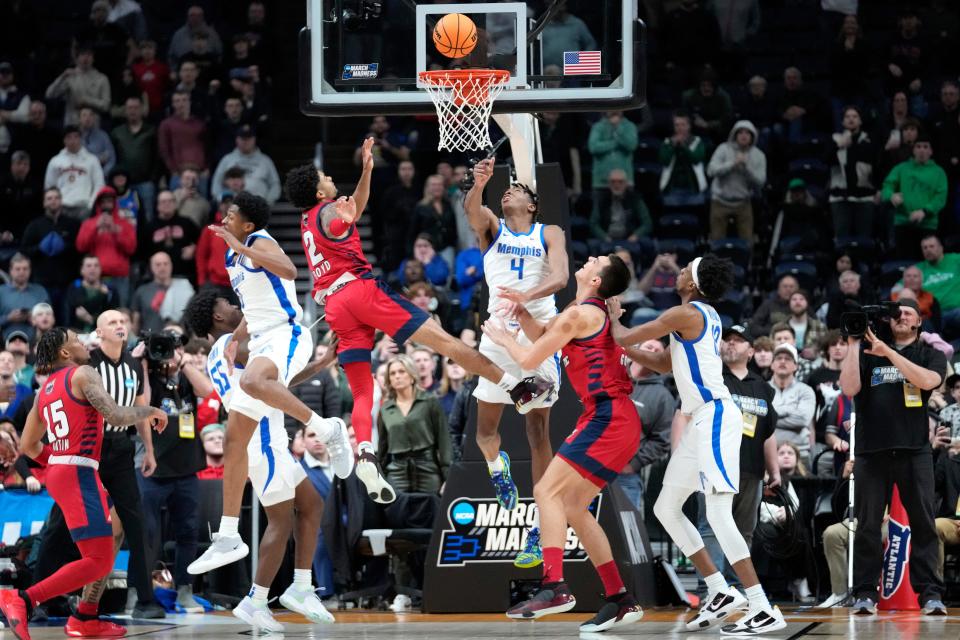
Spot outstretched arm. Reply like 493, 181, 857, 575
608, 301, 697, 347
210, 228, 297, 280
463, 159, 501, 252
75, 366, 169, 431
351, 137, 374, 219
499, 225, 569, 305
483, 306, 586, 370
621, 344, 672, 374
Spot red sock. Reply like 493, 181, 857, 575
596, 560, 624, 596
77, 601, 98, 617
542, 547, 564, 584
342, 361, 374, 444
26, 536, 113, 606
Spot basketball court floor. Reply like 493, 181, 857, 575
12, 607, 958, 638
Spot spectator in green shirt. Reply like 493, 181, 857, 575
917, 234, 960, 345
658, 110, 709, 207
881, 134, 947, 260
587, 111, 638, 190
377, 354, 452, 495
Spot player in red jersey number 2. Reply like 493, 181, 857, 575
284, 140, 555, 503
482, 255, 644, 633
0, 328, 167, 640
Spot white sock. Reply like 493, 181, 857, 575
358, 440, 374, 456
219, 516, 239, 538
745, 584, 770, 611
250, 583, 269, 605
497, 372, 520, 391
531, 505, 540, 529
487, 455, 504, 473
704, 572, 728, 598
293, 568, 313, 590
306, 413, 335, 441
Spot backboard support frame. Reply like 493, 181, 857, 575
299, 0, 646, 117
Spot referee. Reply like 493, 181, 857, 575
698, 325, 780, 581
88, 309, 164, 617
839, 299, 947, 615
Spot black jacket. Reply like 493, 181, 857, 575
20, 213, 81, 290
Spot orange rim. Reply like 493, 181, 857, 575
419, 69, 510, 106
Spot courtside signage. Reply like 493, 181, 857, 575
437, 496, 601, 567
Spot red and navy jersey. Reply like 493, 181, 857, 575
38, 366, 104, 462
561, 298, 633, 407
300, 201, 372, 299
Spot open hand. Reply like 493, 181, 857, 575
335, 195, 358, 223
316, 333, 340, 368
606, 296, 624, 321
862, 328, 890, 358
472, 158, 494, 189
209, 224, 244, 253
361, 136, 375, 172
224, 337, 239, 374
141, 451, 157, 477
498, 286, 530, 305
481, 317, 517, 347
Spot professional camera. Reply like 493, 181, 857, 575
336, 0, 382, 31
142, 330, 187, 362
840, 301, 901, 341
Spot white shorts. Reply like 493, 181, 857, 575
664, 399, 742, 494
247, 408, 307, 506
247, 323, 313, 385
472, 332, 561, 406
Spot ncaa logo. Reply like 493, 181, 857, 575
452, 502, 476, 526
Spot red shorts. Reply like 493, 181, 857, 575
557, 395, 642, 488
46, 464, 113, 542
324, 276, 430, 365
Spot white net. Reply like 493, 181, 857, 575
420, 70, 509, 152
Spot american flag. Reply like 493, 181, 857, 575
563, 51, 601, 75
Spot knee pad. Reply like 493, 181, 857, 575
653, 485, 704, 556
704, 493, 751, 564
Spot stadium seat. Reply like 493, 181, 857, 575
836, 236, 876, 267
635, 135, 662, 164
774, 261, 818, 292
709, 238, 751, 269
657, 213, 699, 240
879, 260, 915, 289
787, 158, 829, 188
714, 289, 747, 324
656, 238, 696, 266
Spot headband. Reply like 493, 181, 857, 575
691, 257, 703, 293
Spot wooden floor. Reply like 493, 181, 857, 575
13, 607, 960, 638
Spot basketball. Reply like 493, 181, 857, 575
432, 13, 477, 58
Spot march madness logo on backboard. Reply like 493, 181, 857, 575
436, 496, 600, 567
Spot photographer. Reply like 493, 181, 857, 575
140, 328, 207, 613
839, 298, 947, 615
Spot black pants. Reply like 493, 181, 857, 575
853, 449, 943, 603
33, 434, 154, 603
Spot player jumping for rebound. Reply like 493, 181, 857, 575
0, 328, 167, 640
184, 290, 338, 631
606, 255, 786, 635
188, 192, 353, 576
464, 158, 569, 568
482, 254, 644, 633
284, 139, 555, 504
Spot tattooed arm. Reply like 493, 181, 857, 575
73, 366, 169, 431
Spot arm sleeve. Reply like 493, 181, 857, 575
116, 220, 137, 256
75, 219, 95, 252
433, 400, 452, 481
707, 144, 736, 177
880, 164, 900, 201
588, 196, 608, 239
587, 121, 617, 155
926, 169, 948, 215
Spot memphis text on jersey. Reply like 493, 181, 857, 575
496, 243, 543, 259
436, 496, 601, 567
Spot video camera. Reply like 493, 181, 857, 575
337, 0, 382, 31
840, 301, 900, 343
142, 330, 187, 362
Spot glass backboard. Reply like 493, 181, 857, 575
300, 0, 645, 116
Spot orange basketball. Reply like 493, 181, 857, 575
433, 13, 477, 58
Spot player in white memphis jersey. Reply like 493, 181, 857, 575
607, 255, 785, 636
183, 289, 343, 631
190, 192, 354, 579
465, 158, 569, 569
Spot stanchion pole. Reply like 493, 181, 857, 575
847, 411, 855, 594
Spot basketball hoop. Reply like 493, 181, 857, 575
419, 69, 510, 152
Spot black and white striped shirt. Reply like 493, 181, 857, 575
88, 348, 145, 433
